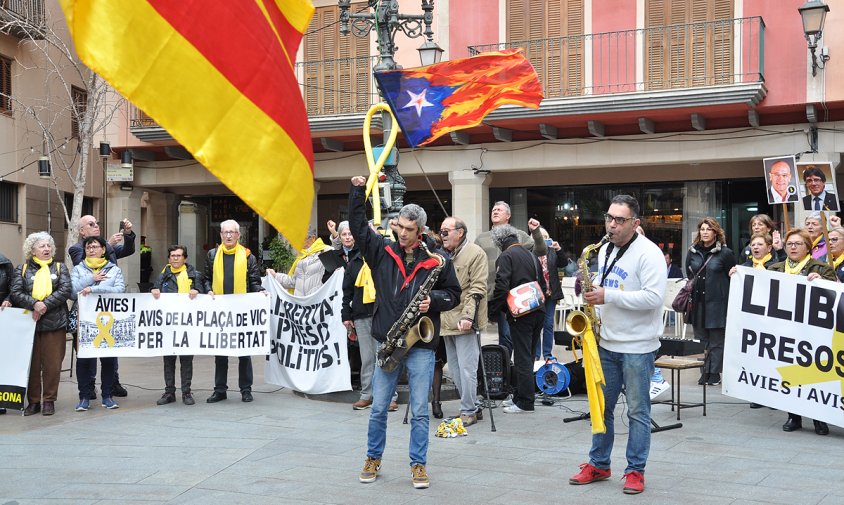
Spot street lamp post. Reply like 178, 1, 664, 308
338, 0, 443, 218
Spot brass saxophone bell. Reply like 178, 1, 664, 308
565, 309, 590, 337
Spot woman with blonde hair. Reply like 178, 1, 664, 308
10, 232, 72, 416
685, 217, 735, 386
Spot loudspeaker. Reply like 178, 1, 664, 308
477, 344, 511, 400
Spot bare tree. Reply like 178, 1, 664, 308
0, 1, 123, 246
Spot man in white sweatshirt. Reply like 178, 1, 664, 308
568, 194, 666, 495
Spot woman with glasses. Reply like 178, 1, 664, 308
769, 228, 835, 435
685, 217, 736, 386
71, 236, 126, 411
151, 245, 208, 406
739, 214, 784, 264
10, 232, 72, 416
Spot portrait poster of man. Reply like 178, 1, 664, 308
763, 155, 799, 204
798, 161, 840, 212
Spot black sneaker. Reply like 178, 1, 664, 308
706, 374, 721, 386
112, 382, 128, 397
697, 373, 709, 386
156, 392, 176, 406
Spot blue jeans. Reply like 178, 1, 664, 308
367, 346, 434, 466
497, 311, 512, 355
589, 347, 654, 474
535, 298, 556, 359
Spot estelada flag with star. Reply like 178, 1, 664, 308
373, 49, 543, 148
59, 0, 316, 248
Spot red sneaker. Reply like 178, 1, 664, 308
622, 471, 645, 494
569, 463, 611, 485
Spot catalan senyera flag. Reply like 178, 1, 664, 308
373, 49, 543, 147
59, 0, 315, 247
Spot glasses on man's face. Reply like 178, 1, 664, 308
785, 241, 806, 248
86, 221, 99, 227
604, 213, 633, 225
439, 228, 456, 237
805, 177, 824, 184
221, 231, 239, 236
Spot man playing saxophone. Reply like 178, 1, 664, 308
569, 195, 666, 495
348, 176, 461, 490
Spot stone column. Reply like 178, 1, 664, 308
448, 170, 491, 242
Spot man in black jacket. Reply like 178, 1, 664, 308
205, 220, 264, 403
349, 176, 461, 490
152, 245, 208, 406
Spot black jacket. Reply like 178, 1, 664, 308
341, 247, 374, 321
205, 247, 263, 293
0, 253, 12, 303
802, 191, 838, 211
348, 184, 461, 351
685, 242, 736, 329
69, 231, 136, 266
10, 259, 72, 332
540, 247, 569, 302
153, 263, 209, 294
489, 236, 548, 319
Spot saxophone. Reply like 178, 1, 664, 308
376, 241, 445, 373
565, 234, 610, 342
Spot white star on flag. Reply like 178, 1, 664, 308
402, 89, 433, 117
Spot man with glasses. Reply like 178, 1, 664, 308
68, 215, 136, 398
801, 166, 838, 211
151, 245, 208, 406
439, 216, 487, 426
569, 195, 666, 495
206, 220, 264, 403
767, 160, 798, 203
474, 202, 545, 354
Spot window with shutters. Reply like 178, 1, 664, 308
0, 182, 17, 222
71, 86, 86, 139
645, 0, 733, 90
507, 0, 584, 98
0, 55, 11, 114
302, 3, 372, 116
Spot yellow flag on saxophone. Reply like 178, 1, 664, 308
580, 327, 606, 434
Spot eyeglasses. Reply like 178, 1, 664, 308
785, 242, 806, 248
439, 227, 457, 237
604, 213, 634, 225
221, 231, 239, 236
829, 237, 841, 243
86, 221, 99, 227
85, 245, 103, 250
805, 177, 824, 184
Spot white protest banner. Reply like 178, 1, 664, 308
725, 266, 844, 427
0, 308, 37, 410
264, 270, 351, 394
77, 292, 271, 358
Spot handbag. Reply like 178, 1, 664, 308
507, 280, 545, 317
671, 254, 713, 319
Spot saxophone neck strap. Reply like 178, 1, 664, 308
600, 233, 637, 288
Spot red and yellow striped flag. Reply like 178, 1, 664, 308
60, 0, 315, 247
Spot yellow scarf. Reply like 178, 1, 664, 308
31, 257, 53, 301
354, 261, 376, 304
751, 253, 772, 269
784, 255, 812, 275
833, 253, 844, 270
167, 264, 193, 293
286, 238, 333, 294
212, 243, 248, 294
84, 257, 107, 273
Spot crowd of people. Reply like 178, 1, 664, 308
1, 172, 838, 494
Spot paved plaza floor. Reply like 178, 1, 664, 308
1, 335, 843, 505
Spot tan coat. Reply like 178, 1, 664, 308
441, 240, 488, 336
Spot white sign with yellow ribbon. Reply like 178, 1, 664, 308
0, 308, 37, 410
724, 267, 844, 427
77, 293, 271, 358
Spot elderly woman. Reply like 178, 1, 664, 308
10, 232, 72, 416
769, 228, 835, 435
827, 226, 844, 281
488, 223, 546, 414
730, 232, 777, 276
804, 213, 827, 262
740, 214, 784, 263
71, 236, 126, 411
266, 227, 334, 296
685, 217, 736, 387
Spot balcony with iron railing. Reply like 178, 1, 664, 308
129, 18, 765, 138
469, 17, 764, 97
0, 0, 45, 39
